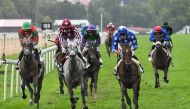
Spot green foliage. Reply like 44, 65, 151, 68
0, 0, 19, 18
0, 0, 189, 31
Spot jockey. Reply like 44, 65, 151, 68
56, 19, 89, 69
105, 22, 116, 36
112, 26, 144, 76
81, 24, 103, 66
80, 25, 88, 37
16, 22, 40, 70
162, 22, 173, 36
148, 25, 170, 61
162, 22, 173, 49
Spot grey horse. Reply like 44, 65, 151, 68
19, 39, 45, 109
63, 41, 88, 109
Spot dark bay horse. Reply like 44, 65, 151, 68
117, 45, 141, 109
63, 41, 88, 109
151, 35, 171, 88
19, 39, 45, 108
105, 33, 113, 57
84, 44, 100, 99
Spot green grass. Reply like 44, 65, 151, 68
0, 34, 190, 109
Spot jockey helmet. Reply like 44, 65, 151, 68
62, 19, 72, 29
87, 24, 96, 31
22, 22, 31, 30
107, 22, 115, 30
154, 26, 162, 33
118, 26, 128, 34
163, 22, 169, 26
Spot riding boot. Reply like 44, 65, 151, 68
77, 53, 90, 69
34, 49, 41, 69
132, 55, 144, 74
54, 46, 61, 62
96, 51, 103, 65
16, 50, 24, 70
148, 45, 155, 61
138, 65, 144, 74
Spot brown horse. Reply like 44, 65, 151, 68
105, 33, 113, 57
117, 45, 141, 109
19, 39, 45, 109
151, 35, 171, 88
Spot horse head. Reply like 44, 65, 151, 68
87, 42, 98, 62
154, 34, 163, 49
67, 41, 78, 58
22, 38, 33, 60
122, 45, 132, 66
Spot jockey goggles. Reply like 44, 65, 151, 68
63, 28, 71, 33
120, 33, 126, 40
155, 32, 162, 35
88, 30, 95, 34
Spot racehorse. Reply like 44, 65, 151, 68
84, 43, 100, 99
117, 45, 141, 109
63, 41, 88, 109
19, 39, 45, 109
151, 34, 171, 88
105, 33, 113, 57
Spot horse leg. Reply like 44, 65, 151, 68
90, 77, 94, 96
81, 77, 88, 109
83, 73, 88, 96
35, 77, 44, 109
154, 68, 160, 88
163, 68, 169, 83
25, 83, 34, 105
33, 76, 39, 103
108, 46, 111, 57
125, 90, 132, 109
120, 83, 127, 109
93, 71, 99, 99
68, 88, 77, 109
133, 82, 140, 109
58, 72, 64, 94
21, 82, 27, 99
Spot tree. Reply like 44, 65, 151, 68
0, 0, 19, 18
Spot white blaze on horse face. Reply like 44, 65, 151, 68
69, 50, 76, 56
24, 49, 30, 55
155, 41, 161, 46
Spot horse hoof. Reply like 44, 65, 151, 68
60, 90, 64, 95
155, 85, 160, 88
29, 101, 33, 105
83, 105, 88, 109
22, 95, 27, 99
164, 79, 169, 83
74, 97, 79, 102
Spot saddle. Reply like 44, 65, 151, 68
150, 47, 171, 58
